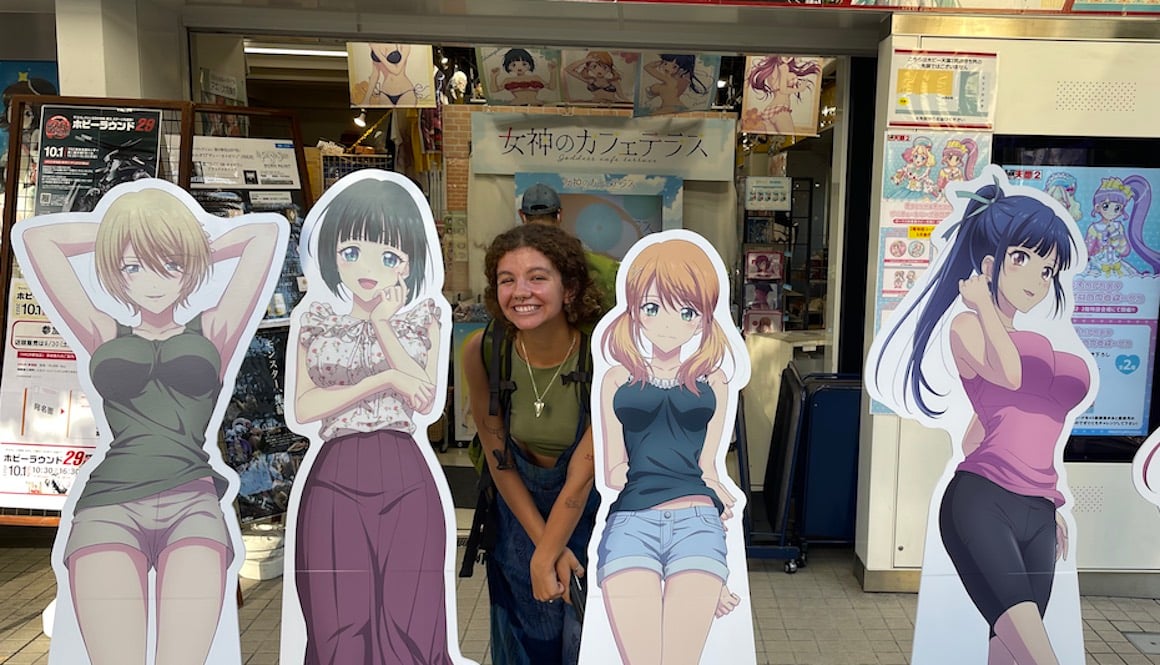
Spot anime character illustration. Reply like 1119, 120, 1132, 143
354, 43, 431, 108
1085, 176, 1156, 276
936, 138, 979, 195
638, 54, 712, 116
890, 136, 937, 197
489, 48, 557, 106
1132, 427, 1160, 512
742, 55, 823, 135
581, 230, 756, 665
279, 171, 473, 665
11, 179, 288, 665
564, 51, 628, 104
867, 166, 1097, 665
1044, 172, 1082, 222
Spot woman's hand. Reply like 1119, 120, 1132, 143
371, 284, 407, 323
715, 585, 741, 618
377, 369, 435, 411
555, 548, 584, 606
530, 547, 567, 603
958, 274, 993, 314
1056, 512, 1068, 561
705, 477, 736, 524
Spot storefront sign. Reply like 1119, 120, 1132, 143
34, 104, 162, 214
471, 113, 736, 181
888, 50, 998, 130
192, 136, 301, 189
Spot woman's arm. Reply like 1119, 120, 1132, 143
19, 222, 115, 355
293, 325, 407, 423
362, 65, 382, 107
463, 332, 548, 542
950, 277, 1022, 390
698, 371, 737, 520
371, 292, 439, 389
602, 367, 629, 490
564, 60, 587, 83
532, 425, 595, 602
489, 67, 502, 92
202, 220, 283, 376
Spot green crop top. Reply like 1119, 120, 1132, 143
508, 348, 581, 459
80, 314, 228, 510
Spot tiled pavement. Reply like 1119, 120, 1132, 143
4, 528, 1160, 664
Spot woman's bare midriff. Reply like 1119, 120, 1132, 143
512, 438, 561, 469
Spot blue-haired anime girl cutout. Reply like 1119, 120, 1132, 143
867, 165, 1097, 665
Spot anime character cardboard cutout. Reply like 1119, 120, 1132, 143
10, 178, 289, 665
579, 230, 757, 665
866, 165, 1098, 665
1133, 428, 1160, 511
279, 170, 476, 665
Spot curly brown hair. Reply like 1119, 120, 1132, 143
483, 224, 604, 330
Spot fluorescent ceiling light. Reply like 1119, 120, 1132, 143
244, 47, 348, 58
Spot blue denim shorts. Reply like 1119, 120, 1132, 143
596, 505, 728, 586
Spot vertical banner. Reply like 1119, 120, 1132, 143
740, 55, 824, 137
866, 166, 1094, 665
633, 52, 720, 117
346, 42, 437, 109
34, 105, 162, 214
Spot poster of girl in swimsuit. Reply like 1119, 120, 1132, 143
866, 166, 1097, 665
346, 42, 436, 109
633, 52, 720, 118
578, 230, 756, 665
11, 178, 289, 665
477, 46, 562, 106
561, 50, 638, 106
279, 170, 475, 665
739, 55, 825, 137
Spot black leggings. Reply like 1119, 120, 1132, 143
939, 471, 1057, 637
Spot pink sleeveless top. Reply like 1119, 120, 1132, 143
957, 331, 1090, 507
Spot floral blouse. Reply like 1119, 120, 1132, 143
300, 298, 439, 439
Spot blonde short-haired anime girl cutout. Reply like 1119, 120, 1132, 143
13, 180, 288, 665
582, 230, 756, 665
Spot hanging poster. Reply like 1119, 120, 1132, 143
740, 55, 824, 137
1007, 166, 1160, 436
0, 62, 59, 188
477, 45, 563, 106
867, 166, 1094, 665
199, 68, 248, 137
633, 51, 720, 117
888, 50, 998, 130
514, 172, 683, 261
347, 42, 437, 108
33, 105, 162, 214
561, 49, 638, 106
882, 130, 993, 226
471, 113, 736, 181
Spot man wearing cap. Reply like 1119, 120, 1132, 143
518, 182, 619, 313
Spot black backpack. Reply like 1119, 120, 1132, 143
458, 320, 593, 577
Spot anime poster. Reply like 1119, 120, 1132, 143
882, 130, 993, 224
346, 42, 437, 108
867, 166, 1096, 665
199, 68, 248, 137
10, 178, 289, 665
579, 229, 755, 665
279, 171, 475, 665
633, 52, 720, 117
1007, 166, 1160, 436
34, 105, 162, 215
739, 55, 824, 137
888, 50, 998, 130
514, 172, 683, 261
221, 329, 310, 523
0, 61, 58, 189
477, 45, 563, 106
561, 49, 639, 106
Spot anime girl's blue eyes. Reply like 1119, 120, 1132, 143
119, 260, 182, 276
642, 302, 660, 317
121, 263, 141, 275
163, 261, 183, 274
680, 306, 698, 322
382, 251, 401, 268
339, 246, 360, 262
640, 301, 700, 322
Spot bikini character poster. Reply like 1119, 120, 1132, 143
477, 46, 563, 106
867, 165, 1097, 665
346, 42, 437, 109
11, 178, 289, 665
579, 229, 757, 665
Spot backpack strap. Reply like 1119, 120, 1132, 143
479, 320, 517, 470
562, 329, 594, 439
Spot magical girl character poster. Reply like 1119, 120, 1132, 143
278, 170, 476, 665
579, 229, 756, 665
10, 179, 289, 665
867, 165, 1098, 665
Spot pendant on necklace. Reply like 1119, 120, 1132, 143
534, 400, 545, 418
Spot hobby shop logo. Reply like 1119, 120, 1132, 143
44, 115, 71, 140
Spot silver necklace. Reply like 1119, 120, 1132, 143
519, 332, 577, 418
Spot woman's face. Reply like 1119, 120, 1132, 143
590, 62, 612, 80
945, 153, 961, 167
507, 59, 531, 76
1097, 199, 1124, 222
335, 238, 410, 303
496, 246, 568, 330
638, 286, 702, 354
996, 244, 1058, 313
120, 245, 185, 315
911, 146, 930, 163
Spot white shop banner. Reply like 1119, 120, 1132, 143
471, 112, 736, 181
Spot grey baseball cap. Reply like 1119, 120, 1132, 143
520, 183, 561, 215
